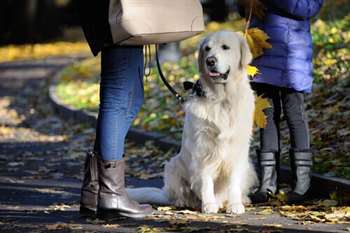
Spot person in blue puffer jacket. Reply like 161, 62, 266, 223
238, 0, 324, 204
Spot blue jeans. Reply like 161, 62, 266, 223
94, 46, 144, 161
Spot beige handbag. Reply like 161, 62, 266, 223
108, 0, 205, 45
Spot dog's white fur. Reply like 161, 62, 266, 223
127, 31, 257, 214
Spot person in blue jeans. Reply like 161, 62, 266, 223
239, 0, 324, 204
77, 1, 153, 219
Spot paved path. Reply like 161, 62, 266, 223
0, 58, 348, 232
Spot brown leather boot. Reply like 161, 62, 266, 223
80, 151, 99, 217
97, 159, 153, 219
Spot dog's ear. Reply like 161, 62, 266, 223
198, 36, 209, 72
239, 36, 253, 69
198, 34, 211, 51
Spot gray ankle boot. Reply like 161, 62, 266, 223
97, 159, 153, 219
80, 151, 99, 216
251, 150, 279, 203
287, 149, 313, 204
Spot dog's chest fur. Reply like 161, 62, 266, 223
184, 85, 245, 137
182, 96, 238, 162
180, 80, 254, 166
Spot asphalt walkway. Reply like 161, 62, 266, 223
0, 58, 348, 232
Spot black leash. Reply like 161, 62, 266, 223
155, 45, 185, 103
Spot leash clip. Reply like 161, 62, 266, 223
176, 93, 185, 103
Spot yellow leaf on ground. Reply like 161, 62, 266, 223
157, 206, 173, 211
257, 207, 274, 215
103, 224, 120, 229
138, 226, 160, 233
254, 95, 271, 128
263, 223, 283, 228
178, 209, 199, 215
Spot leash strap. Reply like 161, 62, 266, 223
244, 0, 254, 37
155, 45, 185, 103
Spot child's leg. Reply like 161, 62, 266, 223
281, 89, 310, 150
251, 83, 282, 153
250, 83, 282, 203
281, 89, 312, 202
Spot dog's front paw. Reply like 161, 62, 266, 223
202, 203, 219, 214
226, 203, 245, 215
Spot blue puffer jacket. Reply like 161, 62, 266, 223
250, 0, 324, 93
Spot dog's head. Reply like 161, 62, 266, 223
198, 31, 252, 85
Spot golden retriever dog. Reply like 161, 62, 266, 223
127, 31, 257, 214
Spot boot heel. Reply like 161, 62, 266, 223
97, 208, 126, 220
80, 151, 99, 217
79, 206, 97, 218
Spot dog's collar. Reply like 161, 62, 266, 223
183, 80, 206, 98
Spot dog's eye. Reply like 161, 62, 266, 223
204, 46, 211, 52
222, 44, 230, 50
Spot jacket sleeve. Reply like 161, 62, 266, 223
266, 0, 324, 19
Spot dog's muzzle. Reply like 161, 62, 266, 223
205, 56, 230, 81
207, 67, 230, 81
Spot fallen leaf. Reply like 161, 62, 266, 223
157, 206, 174, 211
263, 223, 283, 228
138, 225, 160, 233
103, 224, 120, 229
45, 223, 67, 230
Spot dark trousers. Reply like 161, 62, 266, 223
251, 83, 310, 153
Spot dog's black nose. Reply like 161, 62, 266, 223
206, 56, 217, 67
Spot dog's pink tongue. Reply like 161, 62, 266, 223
209, 71, 221, 77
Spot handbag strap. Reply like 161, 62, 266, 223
144, 45, 152, 77
155, 45, 185, 103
